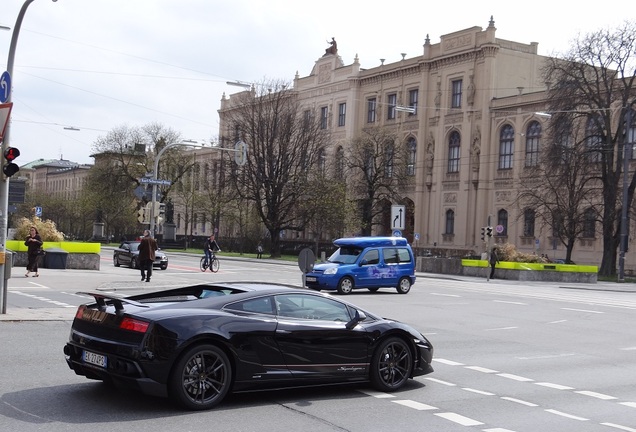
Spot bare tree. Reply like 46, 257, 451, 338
221, 80, 330, 257
517, 121, 602, 263
543, 21, 636, 275
344, 127, 410, 235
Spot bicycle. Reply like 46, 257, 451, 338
200, 252, 220, 273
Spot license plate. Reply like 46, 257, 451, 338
305, 276, 317, 282
82, 350, 107, 368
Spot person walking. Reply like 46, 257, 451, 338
489, 247, 499, 280
137, 229, 157, 282
256, 241, 263, 259
25, 226, 43, 277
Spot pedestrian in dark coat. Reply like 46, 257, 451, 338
137, 229, 157, 282
489, 247, 499, 279
25, 226, 43, 277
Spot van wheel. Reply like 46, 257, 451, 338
337, 277, 354, 295
396, 277, 411, 294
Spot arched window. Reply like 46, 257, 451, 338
448, 131, 460, 173
499, 125, 514, 169
583, 207, 596, 238
497, 209, 508, 236
407, 137, 417, 176
445, 209, 455, 235
525, 121, 541, 167
523, 208, 535, 236
585, 115, 603, 163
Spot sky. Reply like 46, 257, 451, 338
0, 0, 631, 165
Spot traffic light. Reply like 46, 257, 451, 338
137, 208, 147, 223
486, 226, 493, 237
480, 226, 486, 241
3, 146, 20, 177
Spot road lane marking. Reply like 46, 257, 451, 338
392, 400, 437, 410
434, 358, 465, 366
424, 377, 456, 386
494, 300, 526, 305
620, 347, 636, 351
601, 423, 636, 432
358, 390, 395, 399
548, 319, 567, 324
463, 388, 495, 396
545, 409, 588, 421
620, 402, 636, 408
11, 291, 75, 308
575, 390, 617, 400
517, 353, 576, 360
430, 292, 461, 297
497, 373, 533, 382
501, 397, 538, 407
561, 307, 604, 314
465, 366, 499, 373
485, 326, 518, 331
483, 429, 517, 432
534, 382, 574, 390
434, 412, 483, 426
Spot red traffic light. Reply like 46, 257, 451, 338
3, 146, 20, 177
4, 147, 20, 161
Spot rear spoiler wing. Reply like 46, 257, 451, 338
77, 292, 150, 314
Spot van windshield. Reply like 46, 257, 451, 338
328, 246, 363, 264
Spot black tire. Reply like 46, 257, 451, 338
396, 277, 411, 294
370, 337, 413, 392
114, 255, 120, 267
169, 344, 232, 411
337, 277, 354, 295
200, 257, 207, 272
130, 257, 138, 269
160, 264, 168, 270
210, 258, 220, 273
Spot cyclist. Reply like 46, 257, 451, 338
203, 234, 221, 267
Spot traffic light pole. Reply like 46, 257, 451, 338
0, 0, 38, 314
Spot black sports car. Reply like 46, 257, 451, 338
113, 241, 168, 270
63, 283, 434, 410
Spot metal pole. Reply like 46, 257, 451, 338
619, 109, 633, 282
0, 0, 37, 314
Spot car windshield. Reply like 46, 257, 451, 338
328, 246, 363, 264
127, 242, 141, 250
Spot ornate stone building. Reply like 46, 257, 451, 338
218, 18, 624, 268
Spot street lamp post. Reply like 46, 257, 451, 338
0, 0, 55, 314
619, 108, 634, 282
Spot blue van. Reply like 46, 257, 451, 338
305, 236, 416, 295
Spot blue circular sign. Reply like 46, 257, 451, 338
0, 71, 11, 103
393, 230, 402, 237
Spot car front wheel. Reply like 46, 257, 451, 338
370, 337, 413, 392
130, 257, 138, 269
337, 277, 354, 295
169, 344, 232, 410
396, 277, 411, 294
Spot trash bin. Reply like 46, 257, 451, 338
43, 248, 69, 269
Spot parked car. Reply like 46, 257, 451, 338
113, 240, 168, 270
305, 236, 417, 294
63, 282, 434, 410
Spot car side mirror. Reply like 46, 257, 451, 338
346, 309, 367, 330
359, 259, 367, 267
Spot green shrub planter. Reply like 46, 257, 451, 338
462, 259, 598, 283
7, 241, 101, 271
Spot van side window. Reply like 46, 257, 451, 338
397, 248, 412, 263
383, 248, 400, 264
362, 249, 380, 265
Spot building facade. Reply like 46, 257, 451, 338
219, 18, 622, 269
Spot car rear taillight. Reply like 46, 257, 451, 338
75, 305, 86, 320
120, 317, 149, 333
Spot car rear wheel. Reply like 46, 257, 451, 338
337, 277, 354, 295
169, 344, 232, 411
396, 277, 411, 294
114, 255, 120, 267
370, 337, 413, 392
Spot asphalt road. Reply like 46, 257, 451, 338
1, 250, 636, 431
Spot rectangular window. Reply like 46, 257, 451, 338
408, 89, 418, 115
499, 140, 514, 169
451, 79, 462, 108
387, 94, 397, 120
338, 103, 346, 127
320, 106, 328, 129
367, 98, 376, 123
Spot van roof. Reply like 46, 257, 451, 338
333, 236, 410, 248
